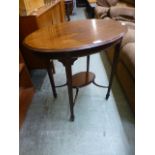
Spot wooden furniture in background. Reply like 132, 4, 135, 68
19, 52, 35, 128
20, 0, 44, 15
19, 0, 45, 15
23, 19, 127, 121
88, 0, 96, 3
19, 0, 65, 69
20, 0, 65, 41
19, 0, 66, 98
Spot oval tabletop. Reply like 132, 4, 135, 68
23, 19, 127, 54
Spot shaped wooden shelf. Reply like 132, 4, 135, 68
72, 72, 95, 88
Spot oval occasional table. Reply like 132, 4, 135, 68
23, 19, 127, 121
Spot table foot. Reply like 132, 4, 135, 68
69, 115, 75, 121
105, 93, 110, 100
106, 41, 122, 100
47, 67, 57, 98
54, 93, 57, 98
59, 58, 77, 122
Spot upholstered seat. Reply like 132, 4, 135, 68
95, 6, 109, 18
97, 0, 118, 7
104, 25, 135, 112
95, 0, 135, 21
110, 6, 135, 22
95, 0, 135, 112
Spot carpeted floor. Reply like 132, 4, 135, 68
20, 8, 135, 155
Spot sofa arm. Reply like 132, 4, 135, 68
95, 5, 109, 18
96, 0, 118, 7
110, 6, 135, 22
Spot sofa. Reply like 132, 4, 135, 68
95, 0, 135, 113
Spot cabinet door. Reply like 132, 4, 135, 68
37, 9, 53, 28
37, 1, 65, 28
51, 4, 62, 25
20, 0, 44, 15
19, 52, 35, 128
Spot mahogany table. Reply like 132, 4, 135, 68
23, 19, 127, 121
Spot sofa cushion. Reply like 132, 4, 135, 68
119, 21, 135, 30
95, 5, 109, 18
97, 0, 110, 7
120, 42, 135, 77
110, 6, 135, 22
97, 0, 118, 7
107, 0, 118, 6
121, 28, 135, 47
122, 0, 135, 5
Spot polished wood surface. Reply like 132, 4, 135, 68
20, 0, 65, 41
72, 72, 95, 88
88, 0, 96, 3
29, 1, 61, 16
24, 19, 127, 55
20, 0, 44, 15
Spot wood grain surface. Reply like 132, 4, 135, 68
23, 19, 127, 54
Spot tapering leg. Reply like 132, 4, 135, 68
64, 60, 74, 121
86, 55, 90, 73
73, 88, 79, 105
47, 64, 57, 98
50, 60, 56, 74
106, 41, 122, 100
58, 58, 77, 121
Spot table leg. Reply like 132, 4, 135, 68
59, 58, 77, 121
47, 64, 57, 98
86, 55, 90, 72
50, 60, 56, 74
106, 41, 122, 100
65, 60, 74, 121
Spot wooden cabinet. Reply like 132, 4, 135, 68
19, 0, 65, 42
19, 0, 65, 70
19, 52, 35, 128
35, 1, 64, 28
19, 0, 64, 128
20, 0, 65, 41
19, 0, 44, 15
